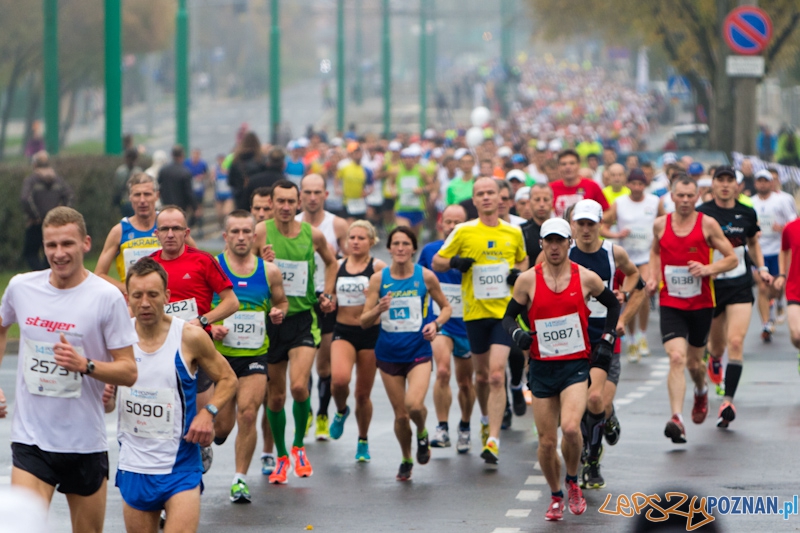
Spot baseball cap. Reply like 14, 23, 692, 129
755, 169, 773, 180
511, 153, 527, 164
688, 162, 704, 176
296, 137, 309, 148
548, 139, 563, 152
401, 145, 421, 158
506, 169, 526, 183
572, 199, 603, 223
454, 148, 469, 160
514, 186, 531, 203
388, 140, 402, 151
663, 152, 678, 165
713, 165, 736, 180
536, 140, 548, 151
627, 168, 647, 184
540, 218, 572, 239
697, 177, 712, 187
497, 146, 513, 158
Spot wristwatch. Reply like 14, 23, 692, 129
622, 291, 630, 303
601, 333, 616, 345
205, 404, 219, 419
198, 315, 209, 327
84, 359, 95, 375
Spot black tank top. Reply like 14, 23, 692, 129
335, 257, 375, 307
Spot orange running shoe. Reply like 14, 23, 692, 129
268, 456, 291, 484
291, 446, 314, 478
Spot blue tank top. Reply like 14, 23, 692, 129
285, 159, 305, 182
116, 217, 160, 282
568, 241, 615, 344
417, 240, 466, 338
374, 264, 432, 363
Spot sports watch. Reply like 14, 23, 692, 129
205, 404, 219, 419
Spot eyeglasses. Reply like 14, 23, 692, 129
157, 226, 186, 233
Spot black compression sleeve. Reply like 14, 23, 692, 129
503, 298, 527, 337
595, 287, 621, 335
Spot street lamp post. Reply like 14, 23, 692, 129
382, 0, 391, 138
337, 0, 345, 134
354, 0, 363, 106
270, 0, 281, 144
419, 0, 427, 135
43, 0, 59, 154
105, 0, 122, 154
176, 0, 189, 148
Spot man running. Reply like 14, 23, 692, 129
210, 211, 289, 503
776, 217, 800, 373
0, 207, 138, 532
418, 205, 476, 452
502, 217, 620, 521
520, 183, 554, 263
550, 149, 608, 219
646, 176, 737, 443
250, 187, 273, 222
697, 166, 772, 427
392, 146, 433, 238
254, 180, 338, 483
116, 258, 237, 530
296, 174, 349, 440
152, 206, 240, 471
752, 169, 796, 342
433, 177, 527, 465
602, 169, 663, 361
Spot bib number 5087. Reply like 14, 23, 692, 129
541, 328, 573, 342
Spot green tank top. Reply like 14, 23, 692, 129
265, 219, 316, 315
396, 165, 424, 212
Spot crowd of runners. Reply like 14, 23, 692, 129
2, 114, 800, 529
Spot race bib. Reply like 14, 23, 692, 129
367, 183, 384, 206
622, 223, 651, 253
381, 296, 423, 333
664, 265, 701, 298
23, 339, 83, 398
336, 276, 369, 307
432, 283, 463, 318
472, 263, 510, 300
758, 213, 774, 236
534, 313, 585, 357
712, 246, 747, 280
276, 259, 309, 297
222, 310, 266, 349
122, 247, 160, 276
346, 197, 367, 216
313, 253, 325, 293
399, 177, 420, 209
118, 387, 175, 439
587, 296, 607, 318
164, 298, 198, 320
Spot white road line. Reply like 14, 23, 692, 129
626, 392, 647, 399
505, 509, 531, 518
0, 476, 10, 484
525, 475, 547, 485
516, 490, 542, 501
615, 398, 633, 405
636, 386, 654, 392
491, 528, 521, 533
650, 370, 668, 377
532, 461, 541, 471
645, 380, 662, 386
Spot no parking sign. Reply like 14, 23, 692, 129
723, 6, 772, 55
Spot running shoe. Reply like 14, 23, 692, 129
761, 326, 772, 343
291, 446, 313, 478
416, 431, 431, 465
315, 414, 330, 441
201, 446, 213, 474
160, 510, 166, 529
269, 456, 291, 484
511, 386, 527, 416
566, 479, 587, 515
480, 422, 490, 447
501, 405, 513, 430
305, 412, 313, 437
664, 415, 686, 444
691, 390, 708, 424
717, 401, 736, 429
329, 406, 350, 440
456, 429, 471, 454
230, 479, 251, 503
638, 336, 650, 357
604, 410, 621, 446
626, 343, 640, 363
430, 426, 451, 448
355, 439, 370, 462
396, 461, 413, 481
481, 440, 499, 465
261, 454, 276, 475
707, 355, 723, 385
545, 497, 565, 521
581, 461, 605, 489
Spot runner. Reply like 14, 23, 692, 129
563, 200, 642, 489
697, 166, 772, 426
214, 154, 234, 229
646, 176, 738, 443
502, 217, 620, 521
392, 146, 434, 239
752, 169, 796, 342
253, 180, 338, 484
151, 205, 240, 471
0, 207, 138, 532
116, 258, 237, 529
361, 227, 451, 481
550, 149, 608, 219
250, 187, 273, 223
446, 152, 477, 206
602, 169, 664, 361
209, 211, 289, 503
329, 221, 386, 461
433, 177, 528, 465
498, 181, 527, 226
520, 183, 554, 263
296, 173, 349, 441
417, 205, 476, 452
378, 140, 402, 231
337, 143, 374, 222
776, 217, 800, 373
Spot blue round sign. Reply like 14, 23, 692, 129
723, 6, 772, 55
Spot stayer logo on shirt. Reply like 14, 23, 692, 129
25, 316, 76, 333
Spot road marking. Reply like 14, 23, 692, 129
491, 528, 521, 533
532, 462, 541, 471
626, 392, 647, 399
615, 398, 633, 405
505, 509, 531, 518
525, 475, 547, 485
637, 386, 654, 392
650, 370, 668, 377
516, 490, 542, 501
0, 476, 9, 484
645, 380, 662, 386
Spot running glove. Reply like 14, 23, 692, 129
449, 256, 476, 272
507, 268, 521, 286
511, 328, 533, 350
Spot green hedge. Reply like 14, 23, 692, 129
0, 155, 131, 270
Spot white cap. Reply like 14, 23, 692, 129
697, 177, 712, 187
662, 152, 677, 165
296, 137, 309, 148
540, 218, 572, 239
286, 140, 298, 150
515, 186, 531, 203
454, 147, 469, 160
497, 146, 513, 158
424, 128, 436, 139
431, 147, 444, 159
548, 139, 563, 152
401, 145, 421, 158
536, 140, 548, 151
506, 169, 526, 182
331, 137, 344, 147
755, 169, 773, 180
388, 140, 402, 151
572, 199, 603, 223
735, 170, 744, 184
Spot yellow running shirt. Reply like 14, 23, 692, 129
437, 218, 526, 321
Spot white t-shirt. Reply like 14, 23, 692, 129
0, 271, 138, 453
752, 192, 798, 256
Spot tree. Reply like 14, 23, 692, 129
526, 0, 800, 153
